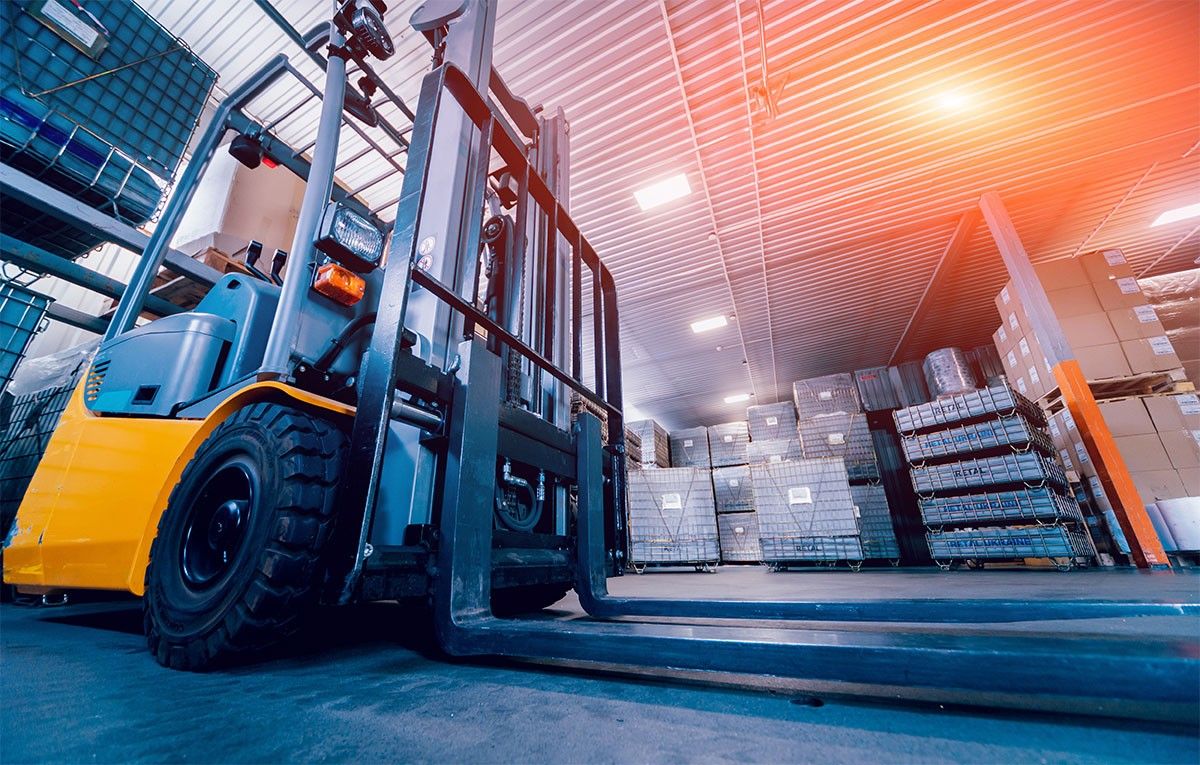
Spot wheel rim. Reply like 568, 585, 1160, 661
180, 459, 256, 591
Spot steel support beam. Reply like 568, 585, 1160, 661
978, 191, 1168, 568
890, 209, 979, 363
0, 164, 220, 287
45, 302, 108, 334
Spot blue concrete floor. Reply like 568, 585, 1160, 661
2, 568, 1198, 763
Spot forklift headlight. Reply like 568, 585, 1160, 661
315, 203, 385, 273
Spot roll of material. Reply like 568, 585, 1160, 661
1158, 497, 1200, 552
922, 347, 977, 398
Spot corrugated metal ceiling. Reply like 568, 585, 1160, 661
143, 0, 1199, 429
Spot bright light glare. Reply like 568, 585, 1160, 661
935, 90, 971, 111
634, 173, 691, 211
724, 393, 750, 404
690, 315, 728, 334
1151, 203, 1200, 227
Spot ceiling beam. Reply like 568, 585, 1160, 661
889, 208, 980, 364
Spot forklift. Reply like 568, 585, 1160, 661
3, 0, 1197, 720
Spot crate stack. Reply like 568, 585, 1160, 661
625, 466, 720, 572
708, 421, 759, 563
896, 382, 1095, 570
627, 419, 670, 468
795, 373, 901, 561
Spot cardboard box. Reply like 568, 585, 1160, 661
1113, 434, 1174, 472
1121, 336, 1182, 374
1097, 398, 1156, 437
1092, 275, 1146, 311
1075, 343, 1132, 379
1180, 467, 1200, 496
1073, 437, 1095, 476
994, 282, 1016, 317
1107, 305, 1166, 341
1144, 394, 1200, 432
1045, 285, 1104, 317
1035, 257, 1092, 289
992, 324, 1016, 356
1078, 249, 1135, 283
1130, 469, 1188, 502
1060, 312, 1118, 348
1159, 429, 1200, 471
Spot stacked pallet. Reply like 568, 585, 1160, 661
795, 373, 901, 561
896, 382, 1095, 570
627, 419, 670, 468
708, 421, 758, 563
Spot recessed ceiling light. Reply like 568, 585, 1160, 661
1151, 203, 1200, 227
634, 173, 690, 211
724, 393, 750, 404
690, 315, 728, 334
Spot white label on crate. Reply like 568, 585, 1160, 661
1149, 336, 1175, 356
1060, 449, 1074, 470
1074, 441, 1090, 464
852, 505, 861, 518
765, 416, 779, 426
818, 391, 833, 401
769, 455, 783, 463
728, 479, 739, 488
1049, 419, 1061, 439
787, 487, 813, 505
1116, 276, 1140, 294
1175, 394, 1200, 416
661, 493, 682, 510
1007, 350, 1018, 369
1028, 366, 1040, 385
997, 325, 1008, 343
1019, 338, 1031, 358
41, 0, 101, 49
1008, 312, 1020, 331
1000, 286, 1011, 304
1103, 249, 1126, 266
1134, 305, 1158, 323
723, 435, 734, 443
1016, 377, 1028, 395
734, 525, 746, 534
827, 432, 846, 445
683, 439, 694, 447
1063, 410, 1076, 431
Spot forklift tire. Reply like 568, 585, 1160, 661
143, 402, 345, 670
491, 583, 572, 616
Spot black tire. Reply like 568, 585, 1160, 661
491, 583, 571, 616
144, 402, 345, 670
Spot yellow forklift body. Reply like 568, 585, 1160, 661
3, 378, 352, 594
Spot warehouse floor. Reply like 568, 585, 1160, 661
3, 568, 1198, 763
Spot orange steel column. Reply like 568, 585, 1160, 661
978, 192, 1168, 569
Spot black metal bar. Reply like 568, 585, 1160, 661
571, 233, 582, 381
461, 115, 495, 341
591, 269, 605, 401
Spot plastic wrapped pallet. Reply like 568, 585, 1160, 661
746, 438, 803, 465
854, 366, 900, 411
851, 483, 900, 559
712, 465, 754, 514
627, 419, 669, 467
746, 401, 797, 441
752, 459, 860, 563
888, 361, 930, 408
625, 467, 719, 567
669, 426, 710, 468
796, 412, 879, 481
792, 373, 861, 418
707, 421, 749, 466
923, 347, 977, 398
718, 512, 761, 563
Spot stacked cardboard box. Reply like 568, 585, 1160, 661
992, 250, 1183, 400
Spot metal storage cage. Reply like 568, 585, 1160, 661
752, 458, 861, 566
910, 452, 1069, 495
919, 487, 1085, 528
745, 438, 803, 464
900, 414, 1056, 464
926, 526, 1095, 569
760, 536, 865, 567
707, 421, 749, 467
627, 419, 670, 467
0, 280, 52, 394
888, 361, 930, 408
745, 401, 797, 441
854, 366, 900, 411
851, 483, 901, 560
792, 372, 861, 418
717, 512, 761, 563
796, 412, 879, 481
625, 467, 720, 570
893, 381, 1045, 435
711, 464, 754, 514
669, 426, 711, 468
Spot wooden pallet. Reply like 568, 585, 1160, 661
1039, 369, 1194, 415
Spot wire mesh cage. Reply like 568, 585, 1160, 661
792, 373, 861, 418
850, 483, 900, 559
626, 467, 719, 567
919, 487, 1085, 528
669, 427, 711, 468
717, 511, 761, 563
797, 412, 879, 481
746, 401, 798, 441
707, 421, 749, 467
712, 464, 754, 514
752, 459, 861, 563
910, 452, 1069, 496
746, 438, 804, 465
0, 280, 52, 394
893, 382, 1045, 435
926, 526, 1095, 564
900, 414, 1056, 465
627, 419, 670, 467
